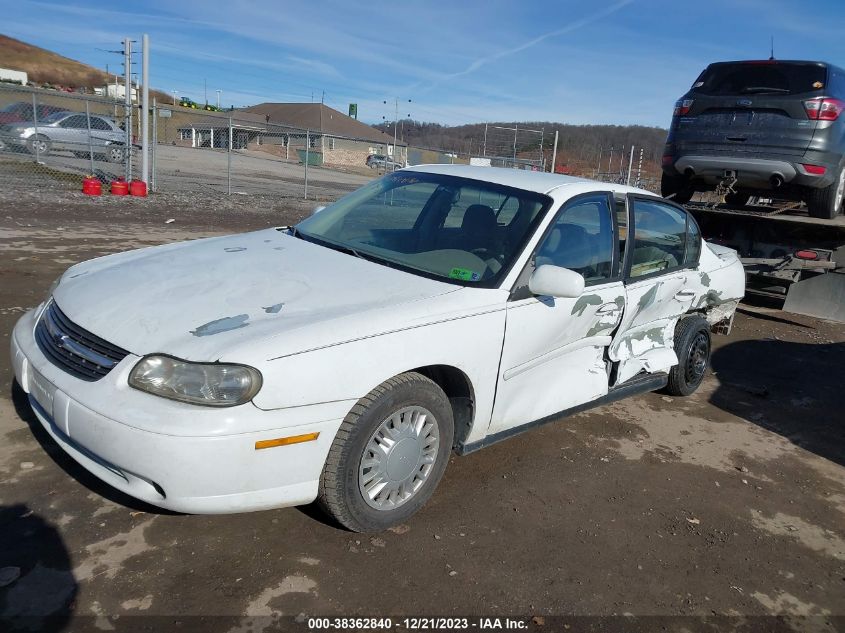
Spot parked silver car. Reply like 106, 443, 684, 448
366, 153, 403, 170
0, 111, 129, 162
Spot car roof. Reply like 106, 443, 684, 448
402, 164, 654, 197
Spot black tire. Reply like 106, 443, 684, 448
661, 172, 694, 204
724, 190, 751, 206
318, 372, 454, 532
806, 164, 845, 219
26, 135, 51, 156
665, 315, 711, 396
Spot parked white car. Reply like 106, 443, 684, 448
11, 165, 744, 532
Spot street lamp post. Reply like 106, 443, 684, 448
216, 90, 222, 110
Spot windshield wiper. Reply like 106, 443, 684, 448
740, 86, 790, 94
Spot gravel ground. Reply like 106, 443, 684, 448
0, 189, 843, 633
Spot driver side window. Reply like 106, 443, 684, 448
535, 194, 614, 284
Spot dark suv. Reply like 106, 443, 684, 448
661, 60, 845, 219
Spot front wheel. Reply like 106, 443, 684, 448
318, 372, 454, 532
665, 315, 711, 396
27, 135, 50, 156
806, 165, 844, 219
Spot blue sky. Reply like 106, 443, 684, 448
3, 0, 844, 128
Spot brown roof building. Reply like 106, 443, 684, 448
239, 103, 404, 146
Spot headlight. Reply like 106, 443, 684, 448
129, 355, 262, 407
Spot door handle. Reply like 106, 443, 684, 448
674, 289, 696, 301
596, 303, 621, 315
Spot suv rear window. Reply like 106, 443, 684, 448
691, 62, 827, 96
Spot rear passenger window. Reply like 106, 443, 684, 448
630, 199, 687, 278
535, 194, 614, 284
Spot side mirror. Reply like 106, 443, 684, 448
311, 205, 326, 216
528, 265, 585, 299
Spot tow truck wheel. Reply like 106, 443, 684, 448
806, 164, 844, 220
661, 173, 694, 204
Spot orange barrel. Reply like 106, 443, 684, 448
111, 179, 129, 196
129, 180, 147, 197
82, 176, 102, 196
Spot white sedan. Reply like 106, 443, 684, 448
11, 165, 744, 532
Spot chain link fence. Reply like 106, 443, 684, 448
1, 84, 660, 201
0, 84, 145, 191
0, 84, 401, 201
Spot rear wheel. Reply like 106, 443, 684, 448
106, 145, 125, 163
665, 315, 711, 396
661, 172, 694, 204
318, 372, 454, 532
806, 164, 844, 219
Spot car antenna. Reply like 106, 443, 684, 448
769, 36, 775, 60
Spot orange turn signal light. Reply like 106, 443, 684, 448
255, 432, 320, 450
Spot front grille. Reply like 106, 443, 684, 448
35, 301, 129, 381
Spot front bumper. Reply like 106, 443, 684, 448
11, 307, 348, 514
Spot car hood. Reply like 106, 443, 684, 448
52, 229, 460, 361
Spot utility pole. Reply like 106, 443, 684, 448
172, 90, 178, 105
141, 34, 150, 187
551, 130, 559, 174
384, 98, 411, 171
626, 144, 635, 185
216, 89, 222, 109
204, 78, 208, 106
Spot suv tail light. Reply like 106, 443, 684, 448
673, 99, 694, 116
803, 97, 844, 121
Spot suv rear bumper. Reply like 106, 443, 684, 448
665, 154, 839, 189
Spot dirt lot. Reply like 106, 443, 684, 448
0, 187, 843, 633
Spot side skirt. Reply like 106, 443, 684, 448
456, 372, 668, 455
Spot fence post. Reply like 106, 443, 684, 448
626, 145, 635, 185
304, 129, 310, 200
31, 93, 39, 162
550, 130, 559, 174
124, 37, 132, 182
151, 98, 157, 192
635, 148, 644, 188
141, 33, 150, 187
227, 115, 233, 195
85, 101, 95, 175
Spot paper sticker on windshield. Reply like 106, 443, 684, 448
449, 267, 480, 281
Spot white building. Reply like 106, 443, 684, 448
0, 68, 27, 85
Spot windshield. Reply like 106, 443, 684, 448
295, 172, 551, 286
691, 62, 827, 96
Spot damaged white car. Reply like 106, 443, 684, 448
11, 165, 744, 532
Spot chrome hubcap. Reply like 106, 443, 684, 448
358, 406, 439, 511
685, 332, 709, 385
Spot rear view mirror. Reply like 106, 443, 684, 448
529, 265, 585, 299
